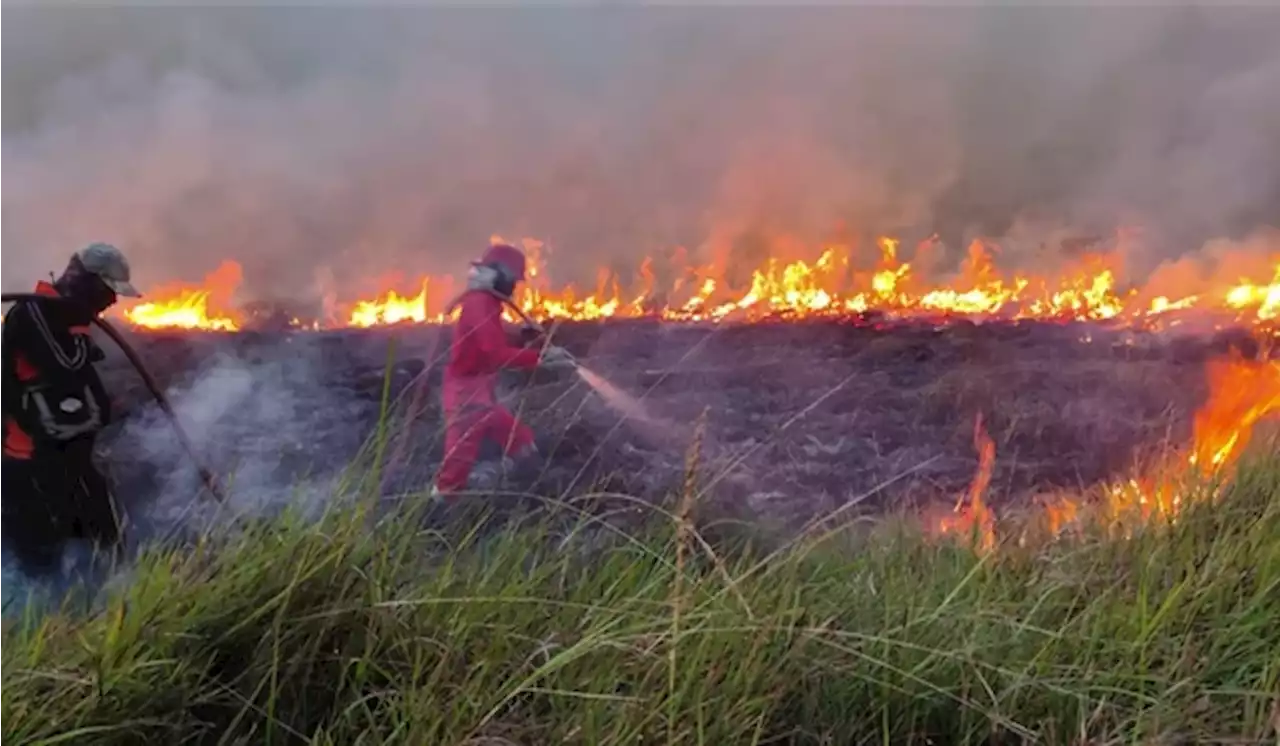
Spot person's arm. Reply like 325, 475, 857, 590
84, 364, 113, 426
466, 303, 542, 371
7, 301, 96, 381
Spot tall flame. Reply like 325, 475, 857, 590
941, 352, 1280, 549
935, 412, 998, 551
1189, 355, 1280, 474
1047, 353, 1280, 539
121, 261, 242, 331
348, 282, 431, 327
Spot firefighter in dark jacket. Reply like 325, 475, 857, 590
2, 242, 142, 578
432, 243, 575, 497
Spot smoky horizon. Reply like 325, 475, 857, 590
4, 4, 1280, 306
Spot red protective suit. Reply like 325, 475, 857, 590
435, 290, 542, 493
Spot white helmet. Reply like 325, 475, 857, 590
75, 242, 141, 297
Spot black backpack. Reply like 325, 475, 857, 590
2, 301, 109, 443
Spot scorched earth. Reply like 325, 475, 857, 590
60, 233, 1279, 546
96, 312, 1279, 550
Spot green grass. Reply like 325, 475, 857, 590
3, 450, 1279, 745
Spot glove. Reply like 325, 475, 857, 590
539, 345, 576, 369
519, 322, 544, 346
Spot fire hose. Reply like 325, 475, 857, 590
2, 293, 225, 502
446, 288, 564, 353
483, 291, 576, 364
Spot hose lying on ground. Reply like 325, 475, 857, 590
1, 293, 225, 502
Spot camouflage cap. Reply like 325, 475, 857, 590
75, 242, 141, 297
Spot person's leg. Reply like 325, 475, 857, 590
64, 442, 125, 579
481, 405, 536, 460
477, 405, 542, 491
434, 409, 486, 494
1, 455, 68, 579
65, 440, 123, 549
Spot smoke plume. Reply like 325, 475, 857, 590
4, 5, 1279, 301
115, 347, 367, 536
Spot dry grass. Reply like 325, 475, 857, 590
3, 438, 1278, 745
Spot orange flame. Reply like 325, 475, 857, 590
1224, 264, 1279, 321
1039, 352, 1280, 537
936, 412, 998, 551
1189, 355, 1280, 474
945, 351, 1279, 546
121, 261, 242, 331
113, 236, 1279, 332
348, 281, 431, 327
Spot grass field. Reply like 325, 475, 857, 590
3, 443, 1279, 745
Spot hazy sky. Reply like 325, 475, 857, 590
4, 5, 1279, 300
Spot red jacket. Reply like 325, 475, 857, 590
441, 291, 541, 412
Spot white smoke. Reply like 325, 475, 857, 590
2, 5, 1278, 299
119, 352, 354, 536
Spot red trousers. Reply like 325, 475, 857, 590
435, 404, 534, 492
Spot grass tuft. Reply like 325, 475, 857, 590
4, 450, 1280, 745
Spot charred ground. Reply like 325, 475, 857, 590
95, 317, 1268, 536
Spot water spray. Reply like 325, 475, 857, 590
414, 286, 659, 439
2, 293, 225, 502
487, 293, 666, 426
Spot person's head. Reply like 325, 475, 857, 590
55, 243, 142, 315
477, 243, 527, 298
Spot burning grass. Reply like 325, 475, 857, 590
4, 440, 1279, 745
113, 236, 1280, 332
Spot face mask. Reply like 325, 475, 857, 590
491, 264, 519, 298
57, 266, 118, 316
491, 261, 527, 299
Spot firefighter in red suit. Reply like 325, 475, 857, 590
432, 243, 575, 497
